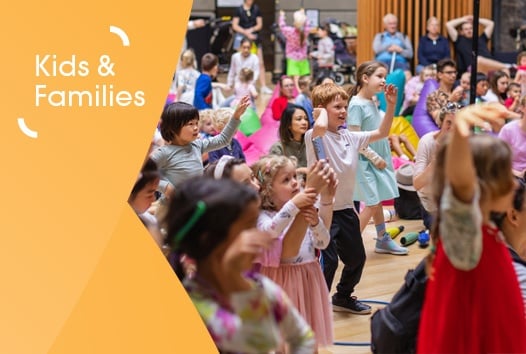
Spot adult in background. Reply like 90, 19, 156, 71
232, 0, 273, 95
221, 37, 260, 107
426, 58, 463, 123
446, 15, 512, 76
417, 17, 450, 74
482, 70, 509, 104
413, 104, 457, 230
271, 76, 296, 121
226, 37, 260, 92
373, 13, 413, 80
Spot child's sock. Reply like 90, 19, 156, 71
375, 223, 386, 238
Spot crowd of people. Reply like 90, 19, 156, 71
128, 2, 526, 352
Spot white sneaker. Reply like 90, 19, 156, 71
261, 86, 274, 95
375, 233, 409, 255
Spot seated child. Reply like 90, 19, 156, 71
401, 64, 436, 115
194, 53, 219, 110
231, 67, 258, 108
208, 107, 246, 163
504, 82, 522, 113
198, 109, 217, 164
388, 134, 417, 161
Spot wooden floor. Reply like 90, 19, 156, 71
219, 73, 429, 354
321, 217, 428, 354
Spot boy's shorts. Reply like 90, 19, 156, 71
286, 58, 310, 76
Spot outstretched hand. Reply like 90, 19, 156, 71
455, 102, 520, 136
384, 84, 398, 106
232, 95, 251, 120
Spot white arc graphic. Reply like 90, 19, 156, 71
109, 25, 130, 46
18, 118, 38, 139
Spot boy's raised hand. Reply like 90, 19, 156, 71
384, 84, 398, 106
312, 107, 328, 137
232, 95, 251, 120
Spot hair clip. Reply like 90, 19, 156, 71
257, 169, 265, 183
173, 200, 207, 248
264, 160, 272, 174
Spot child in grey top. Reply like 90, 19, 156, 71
150, 96, 250, 196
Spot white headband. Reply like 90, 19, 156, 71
213, 155, 235, 180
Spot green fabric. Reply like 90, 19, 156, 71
238, 107, 261, 136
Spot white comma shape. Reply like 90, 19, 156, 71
109, 25, 130, 47
18, 118, 38, 139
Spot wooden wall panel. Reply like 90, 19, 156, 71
357, 0, 493, 71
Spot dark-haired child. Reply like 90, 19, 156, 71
194, 53, 219, 110
150, 97, 250, 198
165, 177, 316, 353
128, 158, 162, 247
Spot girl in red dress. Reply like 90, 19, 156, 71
417, 103, 526, 353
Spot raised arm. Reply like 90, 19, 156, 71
447, 103, 509, 202
369, 84, 397, 143
446, 16, 471, 42
479, 17, 495, 38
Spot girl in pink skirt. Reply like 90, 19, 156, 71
252, 154, 337, 350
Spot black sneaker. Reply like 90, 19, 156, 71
332, 295, 372, 314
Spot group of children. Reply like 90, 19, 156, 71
127, 19, 526, 350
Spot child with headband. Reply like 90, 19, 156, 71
205, 155, 260, 191
165, 177, 315, 353
252, 154, 337, 349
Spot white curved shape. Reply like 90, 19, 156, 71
17, 118, 38, 139
109, 25, 130, 46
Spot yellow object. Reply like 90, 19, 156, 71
251, 42, 258, 54
387, 225, 405, 239
389, 117, 419, 160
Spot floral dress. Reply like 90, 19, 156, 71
184, 272, 315, 354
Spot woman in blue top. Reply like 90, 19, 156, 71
416, 17, 450, 74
